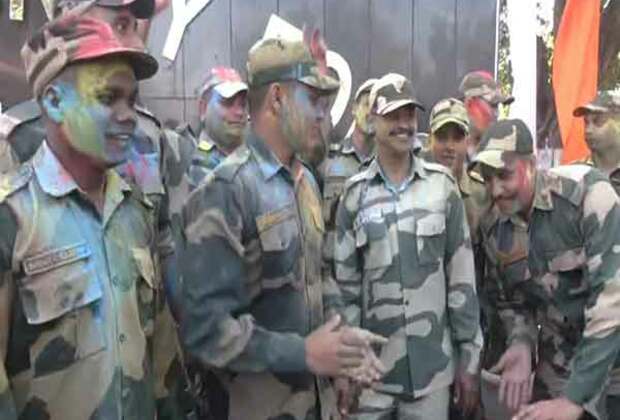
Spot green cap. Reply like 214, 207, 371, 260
459, 70, 514, 105
573, 90, 620, 116
429, 97, 469, 134
369, 72, 424, 115
354, 78, 377, 102
246, 36, 339, 92
470, 119, 533, 170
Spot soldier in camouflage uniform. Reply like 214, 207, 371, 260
573, 90, 620, 195
459, 71, 514, 160
180, 32, 387, 420
0, 9, 186, 419
187, 66, 248, 188
334, 73, 483, 419
321, 78, 377, 310
472, 119, 620, 420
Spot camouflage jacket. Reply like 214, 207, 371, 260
480, 166, 620, 409
573, 155, 620, 196
187, 132, 228, 189
0, 143, 184, 420
334, 154, 483, 398
180, 130, 342, 420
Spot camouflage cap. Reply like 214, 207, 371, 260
197, 66, 248, 99
22, 2, 158, 97
55, 0, 155, 19
429, 97, 469, 134
246, 33, 339, 93
369, 72, 424, 116
573, 90, 620, 116
459, 70, 514, 105
470, 119, 533, 170
354, 78, 378, 102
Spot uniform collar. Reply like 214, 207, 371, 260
246, 129, 288, 181
34, 141, 131, 198
366, 152, 427, 185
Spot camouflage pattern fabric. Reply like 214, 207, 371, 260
333, 154, 483, 401
320, 136, 374, 298
180, 130, 343, 420
481, 165, 620, 419
0, 142, 185, 419
572, 155, 620, 196
187, 135, 227, 189
354, 386, 450, 420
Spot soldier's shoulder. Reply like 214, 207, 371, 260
422, 160, 456, 183
0, 163, 34, 203
211, 144, 251, 182
0, 100, 41, 139
545, 165, 597, 206
341, 164, 373, 195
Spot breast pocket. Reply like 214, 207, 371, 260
416, 213, 447, 266
355, 212, 393, 271
19, 242, 105, 378
256, 205, 301, 289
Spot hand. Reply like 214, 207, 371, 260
453, 370, 479, 416
334, 377, 359, 417
512, 398, 584, 420
490, 342, 533, 412
340, 326, 388, 385
305, 315, 387, 381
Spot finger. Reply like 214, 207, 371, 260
489, 355, 505, 374
337, 344, 365, 360
499, 377, 507, 405
453, 383, 461, 404
363, 331, 389, 345
321, 314, 342, 332
508, 382, 519, 412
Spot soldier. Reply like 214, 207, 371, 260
471, 119, 620, 420
187, 66, 248, 188
180, 32, 386, 420
458, 70, 513, 159
334, 73, 483, 419
0, 8, 185, 420
321, 77, 377, 308
573, 90, 620, 195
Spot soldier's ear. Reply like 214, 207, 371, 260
40, 84, 64, 124
269, 83, 284, 115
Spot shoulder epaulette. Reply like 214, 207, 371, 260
198, 140, 215, 153
0, 164, 33, 203
0, 100, 41, 140
423, 161, 456, 183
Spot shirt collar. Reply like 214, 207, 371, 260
34, 141, 131, 198
368, 152, 426, 189
532, 171, 554, 211
246, 130, 287, 181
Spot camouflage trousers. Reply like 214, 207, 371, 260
351, 387, 449, 420
534, 362, 620, 420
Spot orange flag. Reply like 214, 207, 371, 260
553, 0, 600, 163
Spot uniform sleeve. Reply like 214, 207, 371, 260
333, 187, 363, 327
564, 176, 620, 406
180, 178, 307, 374
444, 185, 483, 375
0, 204, 18, 419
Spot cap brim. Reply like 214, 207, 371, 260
573, 104, 608, 117
299, 74, 340, 93
377, 99, 425, 115
214, 81, 248, 98
470, 150, 505, 170
430, 117, 469, 134
76, 47, 158, 80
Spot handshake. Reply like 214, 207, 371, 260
305, 314, 387, 384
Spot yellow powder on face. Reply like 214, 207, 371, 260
74, 58, 134, 105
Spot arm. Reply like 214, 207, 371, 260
0, 205, 18, 419
444, 187, 483, 375
565, 176, 620, 405
180, 178, 307, 373
333, 188, 363, 328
